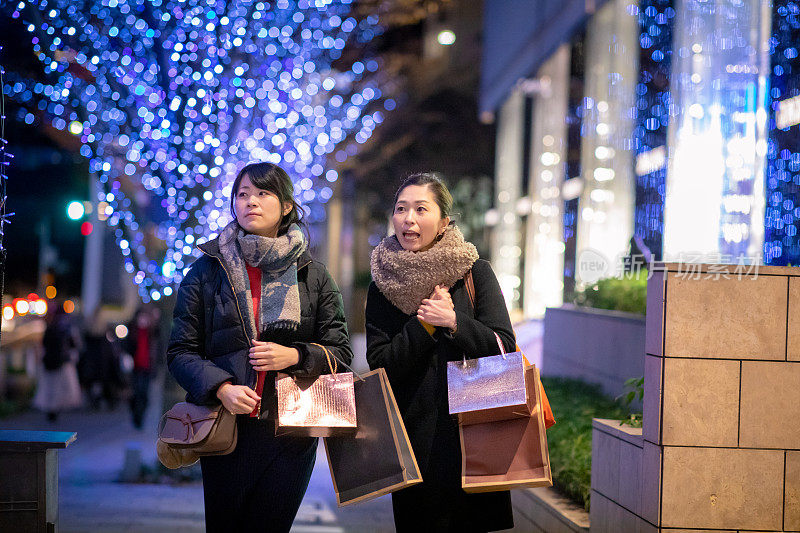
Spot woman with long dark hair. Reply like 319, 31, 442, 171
167, 162, 353, 532
365, 173, 516, 532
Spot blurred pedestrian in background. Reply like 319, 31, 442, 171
80, 309, 125, 411
33, 301, 83, 422
125, 306, 160, 429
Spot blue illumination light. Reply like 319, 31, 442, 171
632, 0, 673, 261
765, 0, 800, 265
7, 0, 392, 297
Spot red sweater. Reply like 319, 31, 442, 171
246, 265, 265, 417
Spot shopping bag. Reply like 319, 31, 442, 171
275, 343, 357, 437
324, 367, 422, 506
459, 364, 552, 493
447, 332, 532, 425
457, 269, 556, 429
540, 378, 555, 429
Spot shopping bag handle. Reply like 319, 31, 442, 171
309, 343, 365, 382
462, 270, 509, 363
493, 332, 507, 355
324, 343, 338, 374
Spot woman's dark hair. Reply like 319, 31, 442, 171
230, 162, 306, 237
393, 172, 453, 219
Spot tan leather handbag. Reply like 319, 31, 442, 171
157, 402, 237, 469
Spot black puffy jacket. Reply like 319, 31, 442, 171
167, 237, 353, 406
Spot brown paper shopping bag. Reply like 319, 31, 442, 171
324, 367, 422, 506
459, 365, 552, 493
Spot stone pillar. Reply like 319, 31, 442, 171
491, 89, 525, 311
524, 45, 570, 318
575, 0, 639, 275
663, 0, 771, 261
332, 179, 355, 319
81, 173, 103, 319
325, 186, 343, 284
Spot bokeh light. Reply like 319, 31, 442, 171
67, 200, 85, 220
14, 299, 29, 315
765, 0, 800, 265
7, 1, 390, 300
437, 30, 456, 46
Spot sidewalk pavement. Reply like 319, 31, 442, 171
0, 324, 542, 532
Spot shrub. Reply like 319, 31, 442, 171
573, 271, 648, 315
542, 377, 630, 511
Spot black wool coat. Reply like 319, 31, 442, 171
167, 237, 353, 407
365, 258, 516, 531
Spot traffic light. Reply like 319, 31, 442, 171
67, 200, 85, 220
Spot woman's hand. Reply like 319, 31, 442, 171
248, 340, 300, 371
417, 285, 457, 330
429, 285, 453, 305
216, 383, 260, 414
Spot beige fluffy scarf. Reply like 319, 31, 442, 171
370, 225, 479, 315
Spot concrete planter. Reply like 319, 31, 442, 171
589, 419, 653, 532
542, 304, 645, 405
512, 487, 589, 533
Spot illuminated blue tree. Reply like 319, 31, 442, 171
0, 53, 15, 335
5, 0, 387, 301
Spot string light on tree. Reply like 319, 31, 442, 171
6, 0, 388, 301
0, 51, 15, 335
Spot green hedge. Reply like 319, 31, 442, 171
542, 377, 630, 511
573, 271, 648, 315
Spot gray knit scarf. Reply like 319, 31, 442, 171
218, 220, 307, 339
370, 225, 479, 315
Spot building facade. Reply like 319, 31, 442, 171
481, 0, 796, 317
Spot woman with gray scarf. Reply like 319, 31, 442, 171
366, 173, 516, 532
167, 162, 353, 532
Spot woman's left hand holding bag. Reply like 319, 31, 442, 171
249, 340, 300, 371
417, 285, 457, 331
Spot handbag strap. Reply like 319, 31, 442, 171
464, 269, 476, 307
157, 411, 169, 437
462, 270, 507, 356
158, 404, 222, 441
493, 332, 507, 356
